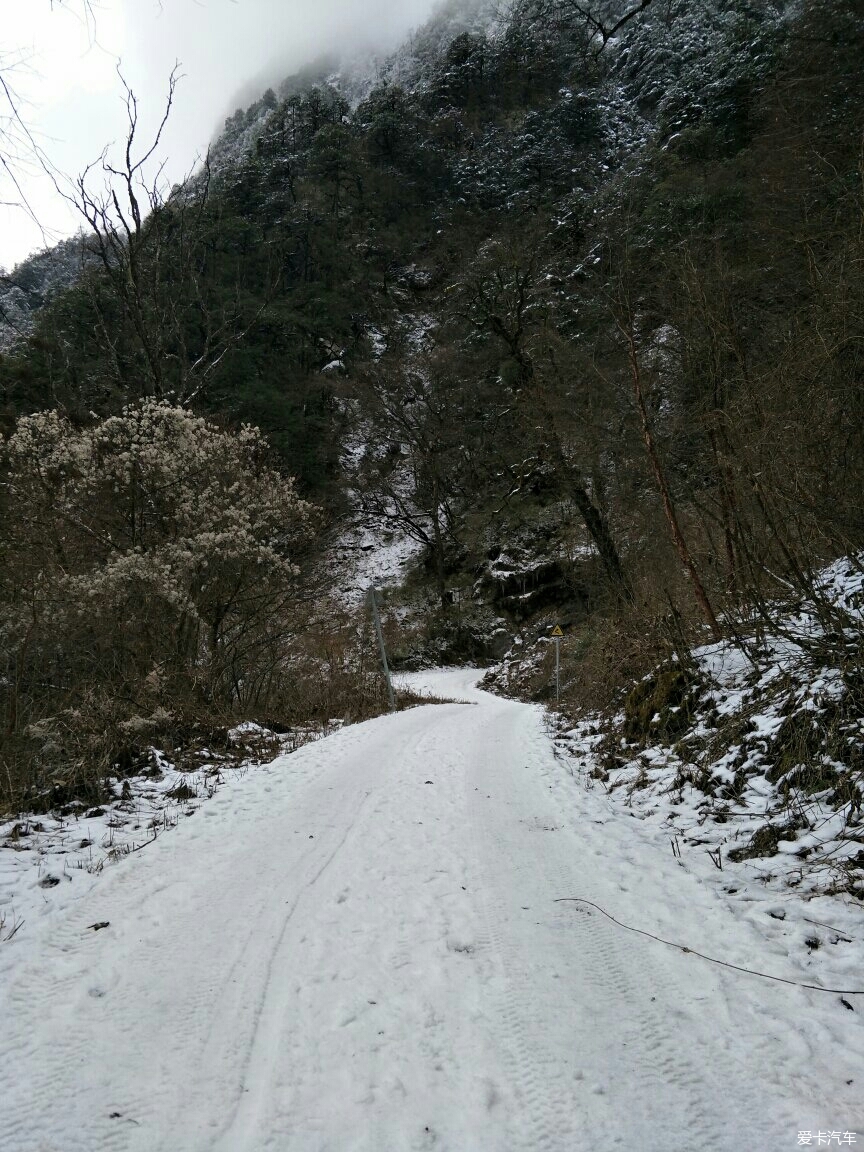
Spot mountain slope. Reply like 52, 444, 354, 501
1, 0, 863, 835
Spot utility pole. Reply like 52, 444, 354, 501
368, 587, 396, 711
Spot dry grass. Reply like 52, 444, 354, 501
0, 605, 454, 820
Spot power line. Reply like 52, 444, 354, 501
554, 897, 864, 996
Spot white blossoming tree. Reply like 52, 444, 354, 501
0, 401, 315, 801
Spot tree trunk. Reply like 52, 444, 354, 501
624, 325, 723, 640
570, 481, 632, 600
431, 475, 448, 610
542, 432, 631, 600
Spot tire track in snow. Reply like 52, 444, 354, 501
203, 717, 465, 1152
0, 727, 377, 1152
210, 787, 374, 1152
465, 702, 773, 1151
464, 716, 580, 1152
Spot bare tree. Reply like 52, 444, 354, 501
615, 303, 723, 640
453, 239, 633, 599
545, 0, 655, 56
65, 67, 269, 402
358, 345, 467, 609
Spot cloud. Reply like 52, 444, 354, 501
124, 0, 438, 161
1, 0, 440, 268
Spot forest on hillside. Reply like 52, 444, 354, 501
0, 0, 862, 814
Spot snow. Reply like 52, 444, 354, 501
324, 411, 426, 608
326, 517, 424, 609
0, 724, 339, 947
2, 669, 861, 1150
367, 327, 387, 360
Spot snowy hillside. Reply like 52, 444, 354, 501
0, 236, 90, 349
488, 556, 864, 914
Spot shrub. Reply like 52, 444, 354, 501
0, 400, 315, 809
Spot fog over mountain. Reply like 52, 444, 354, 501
214, 0, 446, 109
126, 0, 443, 150
0, 0, 441, 269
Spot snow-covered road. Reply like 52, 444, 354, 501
1, 670, 859, 1151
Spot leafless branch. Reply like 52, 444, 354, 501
553, 0, 654, 55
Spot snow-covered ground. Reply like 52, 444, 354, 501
0, 723, 340, 948
544, 557, 864, 951
1, 669, 861, 1151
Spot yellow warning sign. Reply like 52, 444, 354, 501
551, 625, 564, 638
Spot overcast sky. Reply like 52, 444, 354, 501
0, 0, 438, 270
